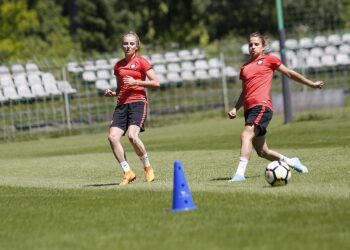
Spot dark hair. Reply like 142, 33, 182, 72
249, 32, 270, 54
121, 31, 141, 51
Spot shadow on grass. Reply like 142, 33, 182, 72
210, 175, 260, 181
83, 183, 118, 187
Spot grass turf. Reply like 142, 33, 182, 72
0, 107, 349, 250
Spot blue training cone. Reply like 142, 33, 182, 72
170, 160, 197, 212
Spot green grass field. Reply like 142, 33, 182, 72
0, 107, 349, 250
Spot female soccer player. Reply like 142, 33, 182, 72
105, 31, 160, 185
228, 32, 324, 182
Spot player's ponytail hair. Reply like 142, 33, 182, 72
249, 32, 270, 54
121, 31, 141, 51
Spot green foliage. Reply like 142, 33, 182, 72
0, 0, 349, 62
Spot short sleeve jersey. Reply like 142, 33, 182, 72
239, 55, 282, 111
114, 55, 152, 105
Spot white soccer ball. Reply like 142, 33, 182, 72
265, 161, 291, 186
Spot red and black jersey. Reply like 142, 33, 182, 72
114, 55, 152, 105
239, 55, 282, 111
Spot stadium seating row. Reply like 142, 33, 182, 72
0, 72, 76, 103
241, 32, 350, 54
67, 48, 207, 74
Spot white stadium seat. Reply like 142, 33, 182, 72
0, 75, 15, 88
181, 61, 196, 71
194, 59, 209, 70
194, 69, 210, 80
167, 63, 181, 72
153, 64, 167, 75
0, 89, 8, 102
3, 86, 21, 101
181, 71, 196, 81
324, 46, 338, 55
166, 72, 182, 82
13, 74, 29, 86
313, 35, 328, 47
327, 34, 342, 46
27, 73, 42, 86
95, 79, 110, 92
82, 71, 97, 82
57, 81, 77, 95
299, 37, 313, 49
31, 83, 49, 98
17, 85, 35, 99
285, 39, 299, 50
335, 54, 350, 65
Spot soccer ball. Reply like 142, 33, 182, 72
265, 161, 291, 186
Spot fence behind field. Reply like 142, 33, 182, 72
1, 46, 349, 141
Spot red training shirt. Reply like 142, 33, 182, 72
239, 54, 282, 111
114, 55, 152, 105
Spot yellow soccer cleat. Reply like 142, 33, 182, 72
119, 170, 136, 186
144, 166, 155, 183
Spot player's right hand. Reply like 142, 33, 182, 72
104, 89, 115, 97
227, 108, 237, 119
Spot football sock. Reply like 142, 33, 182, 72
279, 155, 295, 167
120, 161, 131, 172
140, 153, 151, 168
235, 157, 248, 176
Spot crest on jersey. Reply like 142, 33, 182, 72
257, 60, 263, 65
130, 63, 137, 69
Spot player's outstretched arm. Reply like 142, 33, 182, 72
277, 64, 324, 89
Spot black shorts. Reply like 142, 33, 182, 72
110, 102, 147, 134
244, 105, 273, 136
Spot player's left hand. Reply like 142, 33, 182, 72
123, 76, 137, 85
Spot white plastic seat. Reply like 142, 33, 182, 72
241, 44, 250, 54
208, 68, 221, 78
27, 73, 42, 86
96, 70, 110, 80
17, 85, 35, 99
181, 61, 196, 71
109, 58, 119, 67
95, 79, 110, 92
192, 48, 206, 59
208, 58, 221, 68
42, 73, 61, 96
178, 50, 195, 61
166, 72, 182, 82
11, 64, 25, 75
31, 84, 48, 98
3, 86, 21, 101
313, 36, 328, 47
82, 71, 97, 82
0, 75, 15, 87
181, 71, 196, 81
299, 37, 313, 49
167, 63, 181, 72
324, 46, 338, 55
327, 34, 342, 46
25, 63, 40, 74
0, 89, 8, 102
321, 55, 336, 67
194, 69, 210, 80
335, 53, 350, 65
164, 52, 180, 63
57, 81, 77, 95
14, 74, 29, 86
270, 41, 280, 52
306, 57, 323, 68
286, 50, 298, 69
157, 74, 168, 84
225, 67, 238, 78
285, 39, 299, 50
339, 44, 350, 54
95, 59, 111, 70
309, 47, 324, 57
0, 65, 10, 75
194, 59, 209, 70
342, 33, 350, 43
109, 78, 117, 88
153, 64, 167, 75
150, 54, 165, 64
67, 62, 83, 73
